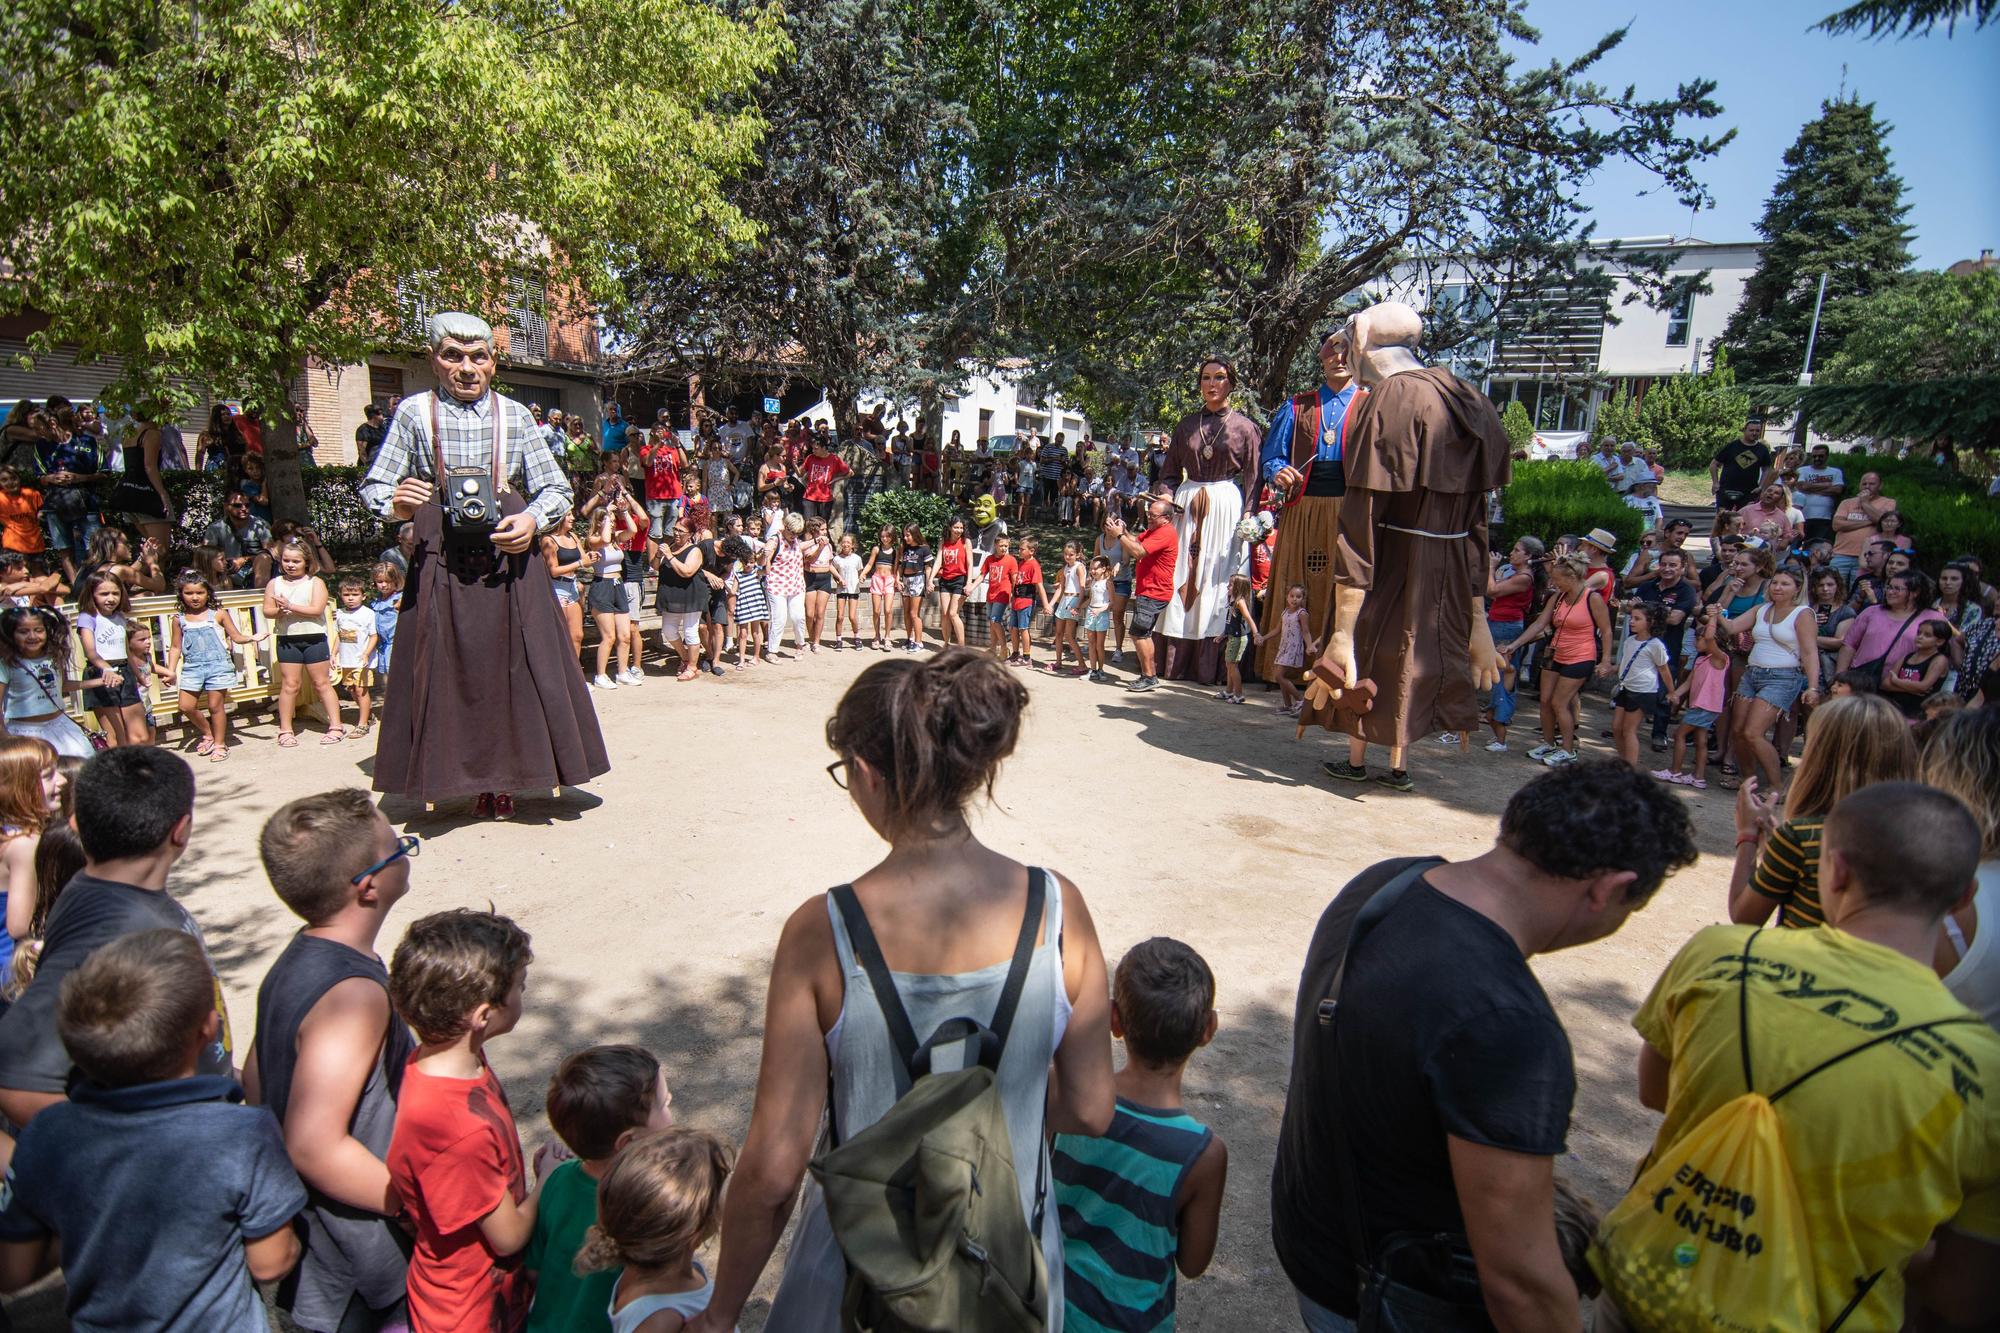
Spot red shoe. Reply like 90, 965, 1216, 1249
473, 792, 495, 818
492, 792, 516, 820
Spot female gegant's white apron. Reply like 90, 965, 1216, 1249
1158, 477, 1244, 640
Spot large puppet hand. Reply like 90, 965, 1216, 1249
391, 478, 434, 519
1312, 630, 1359, 699
489, 512, 538, 554
1469, 616, 1502, 692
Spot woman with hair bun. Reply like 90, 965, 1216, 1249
688, 649, 1115, 1333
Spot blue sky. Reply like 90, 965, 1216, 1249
1515, 0, 1999, 268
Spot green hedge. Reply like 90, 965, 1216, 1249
1494, 461, 1646, 553
158, 466, 388, 559
856, 488, 958, 544
1825, 453, 2000, 574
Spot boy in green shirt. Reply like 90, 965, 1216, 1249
525, 1045, 676, 1332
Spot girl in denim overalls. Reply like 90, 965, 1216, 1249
167, 574, 264, 760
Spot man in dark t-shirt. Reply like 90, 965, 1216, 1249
0, 749, 222, 1127
1709, 420, 1773, 511
1271, 761, 1697, 1330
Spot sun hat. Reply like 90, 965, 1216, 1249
1580, 527, 1618, 553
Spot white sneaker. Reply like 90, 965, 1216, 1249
592, 674, 618, 690
1543, 748, 1579, 766
621, 669, 644, 686
1436, 732, 1460, 746
1485, 740, 1509, 753
1526, 742, 1556, 760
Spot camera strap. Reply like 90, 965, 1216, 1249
428, 392, 509, 494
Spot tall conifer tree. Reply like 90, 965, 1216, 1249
1722, 98, 1913, 389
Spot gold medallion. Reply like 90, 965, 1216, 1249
1322, 427, 1338, 447
1201, 444, 1214, 460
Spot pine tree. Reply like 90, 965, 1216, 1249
1722, 98, 1913, 390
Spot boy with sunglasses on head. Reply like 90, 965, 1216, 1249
247, 789, 420, 1333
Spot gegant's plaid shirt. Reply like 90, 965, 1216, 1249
360, 389, 573, 531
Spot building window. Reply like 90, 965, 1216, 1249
978, 408, 993, 441
1665, 292, 1694, 348
505, 277, 548, 362
368, 367, 404, 412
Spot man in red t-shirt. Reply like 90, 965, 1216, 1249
800, 439, 851, 523
640, 431, 685, 538
983, 537, 1017, 662
1112, 496, 1179, 691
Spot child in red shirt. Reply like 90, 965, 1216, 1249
1009, 536, 1052, 669
387, 910, 540, 1333
982, 537, 1017, 663
0, 467, 45, 557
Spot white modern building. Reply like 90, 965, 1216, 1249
850, 361, 1090, 447
1394, 235, 1763, 434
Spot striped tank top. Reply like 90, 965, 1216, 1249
1052, 1097, 1213, 1332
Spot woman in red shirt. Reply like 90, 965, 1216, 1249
931, 516, 972, 646
799, 440, 851, 524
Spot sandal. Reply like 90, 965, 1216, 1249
195, 737, 216, 757
321, 728, 346, 746
210, 745, 229, 762
349, 723, 370, 738
277, 731, 299, 748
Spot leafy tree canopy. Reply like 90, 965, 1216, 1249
616, 0, 981, 435
974, 0, 1731, 414
0, 0, 785, 517
1820, 269, 2000, 383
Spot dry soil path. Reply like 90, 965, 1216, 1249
9, 645, 1743, 1331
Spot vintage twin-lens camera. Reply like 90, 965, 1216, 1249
442, 465, 497, 536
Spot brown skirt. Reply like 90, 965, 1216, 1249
374, 493, 610, 802
1258, 496, 1340, 680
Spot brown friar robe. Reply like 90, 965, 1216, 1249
1307, 367, 1511, 747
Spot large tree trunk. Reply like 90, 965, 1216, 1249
261, 362, 312, 528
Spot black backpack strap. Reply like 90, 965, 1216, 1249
1318, 857, 1447, 1271
1767, 1015, 1985, 1105
830, 884, 923, 1096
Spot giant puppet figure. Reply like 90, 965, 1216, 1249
1159, 357, 1262, 680
1299, 302, 1510, 790
360, 313, 610, 817
1256, 327, 1361, 680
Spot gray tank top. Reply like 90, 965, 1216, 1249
762, 870, 1071, 1332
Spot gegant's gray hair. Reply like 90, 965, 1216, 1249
428, 311, 494, 350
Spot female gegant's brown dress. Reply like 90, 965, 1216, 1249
1300, 367, 1512, 747
373, 491, 609, 803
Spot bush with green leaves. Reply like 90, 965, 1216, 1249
1641, 345, 1752, 467
857, 488, 958, 544
1593, 384, 1649, 448
1495, 461, 1646, 552
1821, 452, 2000, 574
1500, 400, 1534, 451
94, 466, 390, 564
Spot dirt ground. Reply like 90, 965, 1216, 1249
5, 644, 1743, 1331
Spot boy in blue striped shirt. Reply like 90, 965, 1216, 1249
1053, 938, 1229, 1333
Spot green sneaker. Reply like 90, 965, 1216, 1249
1373, 768, 1415, 793
1323, 760, 1370, 783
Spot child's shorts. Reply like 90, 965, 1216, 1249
1011, 605, 1035, 630
1083, 608, 1111, 634
1224, 633, 1248, 664
177, 668, 237, 694
84, 662, 142, 711
1055, 595, 1079, 621
901, 575, 927, 599
837, 590, 859, 601
1612, 687, 1659, 714
1680, 707, 1720, 731
333, 664, 375, 689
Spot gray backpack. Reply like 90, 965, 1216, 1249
810, 879, 1049, 1333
